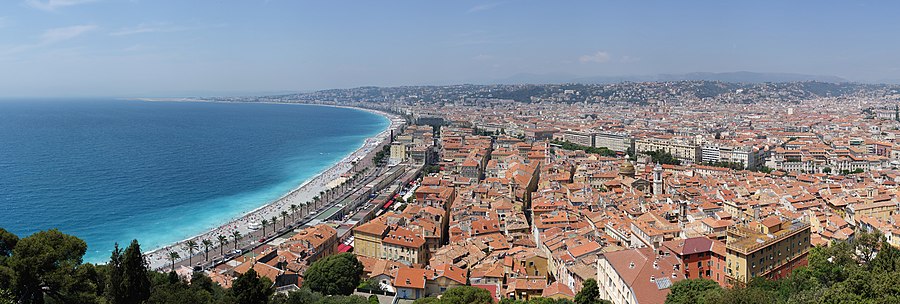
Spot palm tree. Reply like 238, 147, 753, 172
217, 235, 228, 256
281, 210, 289, 228
261, 219, 269, 236
313, 195, 320, 209
202, 239, 213, 261
168, 251, 180, 271
290, 204, 299, 221
270, 216, 278, 230
184, 240, 198, 265
231, 231, 242, 250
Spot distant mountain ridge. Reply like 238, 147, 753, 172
496, 71, 848, 84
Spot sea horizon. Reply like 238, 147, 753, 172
0, 99, 389, 263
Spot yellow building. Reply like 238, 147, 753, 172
352, 220, 388, 259
846, 201, 897, 224
390, 142, 407, 163
382, 227, 428, 266
724, 218, 811, 285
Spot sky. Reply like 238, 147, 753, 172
0, 0, 899, 97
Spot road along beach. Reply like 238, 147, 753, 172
141, 102, 403, 270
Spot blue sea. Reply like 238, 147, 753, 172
0, 99, 388, 263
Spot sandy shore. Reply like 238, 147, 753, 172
142, 102, 401, 269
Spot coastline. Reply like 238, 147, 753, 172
137, 100, 401, 269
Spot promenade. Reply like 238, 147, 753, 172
145, 106, 403, 270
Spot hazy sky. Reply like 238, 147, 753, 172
1, 0, 898, 97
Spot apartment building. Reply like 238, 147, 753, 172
595, 131, 634, 152
635, 136, 701, 164
597, 247, 685, 304
724, 218, 811, 285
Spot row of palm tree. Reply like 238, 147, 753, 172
167, 167, 376, 270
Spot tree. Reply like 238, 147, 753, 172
641, 150, 681, 166
261, 219, 270, 236
0, 288, 13, 304
281, 210, 290, 228
412, 297, 442, 304
121, 240, 151, 304
290, 204, 299, 221
230, 269, 273, 304
665, 279, 722, 304
168, 251, 180, 271
848, 229, 884, 266
574, 278, 606, 304
202, 239, 213, 262
184, 240, 198, 266
7, 229, 91, 304
217, 235, 228, 257
232, 231, 243, 251
106, 243, 126, 304
437, 286, 493, 304
303, 253, 364, 296
0, 228, 17, 258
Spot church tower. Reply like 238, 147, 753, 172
652, 162, 663, 195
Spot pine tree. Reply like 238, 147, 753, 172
105, 243, 126, 304
230, 269, 273, 304
122, 239, 151, 303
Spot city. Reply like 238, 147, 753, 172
3, 1, 900, 304
166, 80, 900, 303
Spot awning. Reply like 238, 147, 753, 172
337, 244, 352, 253
383, 200, 394, 209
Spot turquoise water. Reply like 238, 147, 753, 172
0, 99, 388, 263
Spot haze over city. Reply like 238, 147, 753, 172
2, 0, 900, 97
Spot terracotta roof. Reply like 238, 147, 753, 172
394, 267, 428, 289
541, 281, 575, 298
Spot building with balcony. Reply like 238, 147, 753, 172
724, 218, 810, 285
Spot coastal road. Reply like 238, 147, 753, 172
160, 164, 389, 272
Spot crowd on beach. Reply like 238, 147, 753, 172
144, 108, 399, 271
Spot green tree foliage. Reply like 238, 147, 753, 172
0, 228, 239, 304
432, 286, 493, 304
641, 150, 682, 165
373, 145, 391, 165
147, 271, 229, 304
703, 161, 744, 170
665, 279, 722, 304
574, 279, 610, 304
0, 288, 13, 304
121, 240, 152, 303
270, 288, 369, 304
0, 228, 17, 258
106, 243, 125, 304
229, 268, 274, 304
303, 253, 364, 296
551, 140, 617, 157
6, 229, 97, 304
